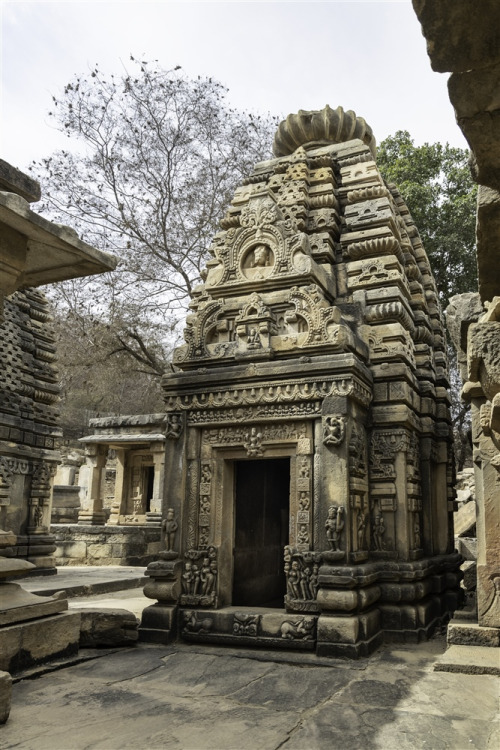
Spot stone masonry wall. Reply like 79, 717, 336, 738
52, 524, 161, 567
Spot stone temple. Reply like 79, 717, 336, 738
141, 105, 461, 657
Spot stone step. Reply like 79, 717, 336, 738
434, 644, 500, 675
18, 565, 147, 599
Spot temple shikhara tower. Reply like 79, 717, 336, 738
142, 106, 461, 656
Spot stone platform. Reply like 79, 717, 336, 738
19, 565, 148, 598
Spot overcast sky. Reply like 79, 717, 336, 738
2, 0, 467, 174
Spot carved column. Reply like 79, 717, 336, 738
316, 396, 380, 657
25, 460, 58, 572
146, 442, 165, 526
78, 445, 107, 525
139, 414, 185, 641
107, 448, 126, 525
139, 553, 182, 643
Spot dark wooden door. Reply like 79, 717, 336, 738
233, 458, 290, 607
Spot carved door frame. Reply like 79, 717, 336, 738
185, 420, 315, 607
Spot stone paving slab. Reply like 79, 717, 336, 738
4, 639, 499, 749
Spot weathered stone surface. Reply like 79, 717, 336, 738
3, 642, 499, 749
434, 643, 500, 675
52, 525, 161, 567
461, 560, 477, 592
78, 608, 139, 647
412, 0, 500, 73
0, 611, 81, 673
0, 670, 11, 724
457, 536, 478, 561
447, 621, 499, 647
0, 158, 40, 202
446, 293, 483, 379
454, 502, 477, 538
475, 187, 500, 303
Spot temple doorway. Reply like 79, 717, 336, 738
144, 466, 154, 513
232, 457, 290, 607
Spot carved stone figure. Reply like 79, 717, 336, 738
280, 618, 315, 640
162, 508, 178, 552
165, 413, 183, 439
323, 416, 346, 446
246, 327, 261, 349
183, 611, 213, 634
287, 560, 301, 599
325, 505, 344, 551
357, 510, 368, 551
245, 426, 263, 456
413, 515, 421, 550
372, 514, 385, 551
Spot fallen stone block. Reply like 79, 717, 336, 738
78, 609, 139, 648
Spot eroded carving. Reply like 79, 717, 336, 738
323, 415, 346, 446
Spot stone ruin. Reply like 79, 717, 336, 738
413, 0, 500, 655
0, 159, 115, 715
141, 106, 461, 657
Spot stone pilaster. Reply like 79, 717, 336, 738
78, 445, 107, 525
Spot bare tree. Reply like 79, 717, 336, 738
32, 58, 278, 374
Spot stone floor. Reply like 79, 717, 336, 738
5, 637, 499, 749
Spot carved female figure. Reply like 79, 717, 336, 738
287, 560, 301, 599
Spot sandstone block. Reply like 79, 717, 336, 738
0, 671, 12, 724
87, 543, 113, 559
78, 609, 139, 647
53, 541, 87, 559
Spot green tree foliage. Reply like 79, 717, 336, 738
377, 130, 478, 305
377, 131, 478, 469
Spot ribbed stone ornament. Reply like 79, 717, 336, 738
273, 104, 376, 158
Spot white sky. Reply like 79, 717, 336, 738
1, 0, 467, 174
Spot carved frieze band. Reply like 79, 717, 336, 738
166, 375, 372, 415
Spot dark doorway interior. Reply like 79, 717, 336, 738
233, 457, 290, 607
144, 466, 155, 513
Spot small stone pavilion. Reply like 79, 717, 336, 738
77, 414, 167, 527
0, 159, 116, 574
142, 106, 461, 657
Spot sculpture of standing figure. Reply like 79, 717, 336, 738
182, 562, 193, 594
325, 505, 344, 551
414, 515, 421, 549
287, 560, 301, 599
372, 514, 385, 551
357, 510, 367, 551
162, 507, 178, 552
